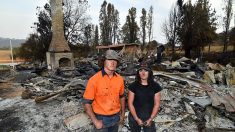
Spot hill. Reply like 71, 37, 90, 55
0, 37, 25, 49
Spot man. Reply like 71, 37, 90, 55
83, 50, 125, 132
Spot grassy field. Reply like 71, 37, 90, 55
203, 45, 234, 52
166, 44, 235, 54
0, 50, 24, 63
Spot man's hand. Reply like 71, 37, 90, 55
119, 113, 125, 124
94, 119, 103, 129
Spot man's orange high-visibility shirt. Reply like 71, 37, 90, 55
83, 70, 125, 115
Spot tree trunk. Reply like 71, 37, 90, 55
233, 44, 235, 51
208, 43, 211, 52
198, 47, 203, 62
171, 41, 175, 56
223, 41, 227, 53
185, 47, 191, 58
223, 31, 228, 53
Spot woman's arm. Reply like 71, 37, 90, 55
128, 90, 144, 126
145, 92, 161, 126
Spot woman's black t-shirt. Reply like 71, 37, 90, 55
128, 81, 162, 120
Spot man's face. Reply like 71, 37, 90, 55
104, 59, 118, 71
138, 69, 149, 80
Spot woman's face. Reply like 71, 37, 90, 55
138, 69, 149, 80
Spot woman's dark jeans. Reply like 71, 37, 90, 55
128, 114, 156, 132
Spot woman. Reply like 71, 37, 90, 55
128, 61, 161, 132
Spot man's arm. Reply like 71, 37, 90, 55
119, 96, 125, 124
83, 103, 103, 129
83, 77, 103, 129
119, 79, 125, 124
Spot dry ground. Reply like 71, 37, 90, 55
0, 82, 24, 99
0, 50, 24, 63
0, 50, 11, 61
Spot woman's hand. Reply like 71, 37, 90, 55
144, 118, 153, 127
136, 118, 144, 126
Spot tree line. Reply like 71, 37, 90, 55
17, 0, 234, 62
163, 0, 234, 58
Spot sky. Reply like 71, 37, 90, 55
0, 0, 234, 43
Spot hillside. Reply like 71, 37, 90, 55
0, 37, 25, 49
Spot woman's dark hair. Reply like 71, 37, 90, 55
135, 69, 155, 86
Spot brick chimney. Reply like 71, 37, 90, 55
46, 0, 74, 70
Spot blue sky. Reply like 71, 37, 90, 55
0, 0, 233, 43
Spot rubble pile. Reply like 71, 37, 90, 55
152, 58, 235, 131
0, 56, 235, 131
153, 73, 235, 131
